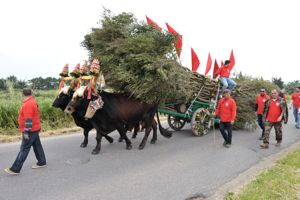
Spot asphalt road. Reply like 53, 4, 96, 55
1, 119, 300, 200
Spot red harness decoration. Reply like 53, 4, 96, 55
58, 79, 65, 92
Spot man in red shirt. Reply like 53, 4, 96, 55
291, 86, 300, 129
255, 88, 269, 140
4, 89, 46, 175
215, 60, 236, 94
260, 89, 288, 149
214, 89, 236, 148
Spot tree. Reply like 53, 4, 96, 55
15, 80, 27, 89
0, 79, 7, 90
28, 77, 59, 90
272, 77, 284, 89
285, 80, 300, 94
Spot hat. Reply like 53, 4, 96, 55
59, 64, 69, 77
90, 58, 100, 75
223, 89, 231, 94
80, 60, 90, 75
70, 63, 81, 78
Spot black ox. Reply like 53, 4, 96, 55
65, 88, 172, 154
52, 86, 115, 148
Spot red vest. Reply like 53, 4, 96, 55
256, 94, 269, 114
266, 99, 282, 122
18, 96, 40, 133
216, 97, 237, 122
291, 93, 300, 107
217, 66, 231, 78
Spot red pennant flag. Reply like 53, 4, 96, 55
166, 23, 182, 58
213, 59, 220, 78
176, 35, 182, 58
145, 15, 162, 31
191, 48, 200, 72
166, 23, 178, 35
229, 49, 235, 71
205, 53, 212, 75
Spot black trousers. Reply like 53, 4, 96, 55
257, 114, 265, 136
219, 122, 232, 144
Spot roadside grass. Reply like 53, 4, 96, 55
225, 148, 300, 200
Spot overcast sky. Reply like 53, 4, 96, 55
1, 0, 299, 82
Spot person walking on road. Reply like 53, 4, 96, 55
291, 86, 300, 129
260, 89, 288, 149
255, 88, 269, 140
214, 89, 237, 148
4, 88, 47, 175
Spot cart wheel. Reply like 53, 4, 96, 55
168, 115, 186, 131
191, 108, 211, 136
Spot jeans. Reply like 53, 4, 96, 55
10, 131, 46, 173
293, 107, 299, 123
257, 114, 265, 136
219, 122, 232, 144
297, 113, 300, 128
293, 107, 300, 128
220, 77, 236, 92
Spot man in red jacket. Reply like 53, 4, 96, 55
214, 89, 237, 148
291, 86, 300, 129
260, 89, 288, 149
215, 60, 237, 94
4, 89, 46, 175
255, 88, 269, 140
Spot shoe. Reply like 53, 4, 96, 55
225, 144, 231, 148
259, 136, 264, 140
295, 125, 300, 129
31, 164, 47, 169
4, 168, 19, 175
260, 143, 269, 149
223, 141, 227, 146
275, 141, 282, 147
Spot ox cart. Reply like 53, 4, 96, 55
158, 78, 221, 136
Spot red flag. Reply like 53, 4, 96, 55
191, 48, 200, 72
213, 59, 219, 78
145, 15, 162, 31
229, 49, 235, 71
166, 23, 178, 35
166, 23, 182, 58
205, 53, 212, 75
176, 35, 182, 58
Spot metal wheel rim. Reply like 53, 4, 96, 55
168, 115, 186, 131
191, 108, 210, 136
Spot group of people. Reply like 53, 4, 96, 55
212, 59, 299, 149
214, 85, 300, 150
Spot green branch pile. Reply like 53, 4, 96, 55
81, 10, 278, 129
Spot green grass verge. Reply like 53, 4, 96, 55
225, 148, 300, 200
0, 90, 75, 135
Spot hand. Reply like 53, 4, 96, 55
231, 120, 234, 125
277, 116, 283, 122
211, 112, 216, 118
23, 132, 29, 141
